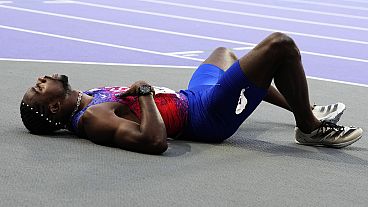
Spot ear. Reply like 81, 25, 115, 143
48, 101, 61, 114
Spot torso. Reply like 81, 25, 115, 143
70, 86, 188, 138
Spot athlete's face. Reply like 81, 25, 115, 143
22, 74, 71, 106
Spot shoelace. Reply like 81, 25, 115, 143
317, 121, 345, 134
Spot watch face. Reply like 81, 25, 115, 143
139, 85, 152, 95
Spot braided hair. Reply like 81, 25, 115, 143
20, 101, 64, 134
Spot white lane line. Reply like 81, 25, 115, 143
0, 58, 197, 68
301, 51, 368, 63
213, 0, 368, 20
137, 0, 368, 31
341, 0, 368, 4
307, 76, 368, 88
233, 46, 254, 50
1, 5, 368, 63
0, 5, 253, 46
164, 47, 368, 63
1, 58, 367, 88
43, 0, 74, 3
0, 25, 205, 62
3, 3, 368, 48
279, 0, 368, 11
69, 1, 368, 45
134, 0, 368, 44
181, 54, 199, 57
167, 51, 204, 55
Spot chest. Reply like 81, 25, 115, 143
113, 103, 140, 123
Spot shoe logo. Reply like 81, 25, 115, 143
235, 88, 248, 115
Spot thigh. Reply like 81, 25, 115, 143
182, 61, 267, 143
238, 32, 297, 89
207, 61, 268, 136
187, 47, 238, 91
188, 64, 224, 92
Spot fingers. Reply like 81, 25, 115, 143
115, 81, 151, 98
115, 88, 134, 98
115, 89, 132, 98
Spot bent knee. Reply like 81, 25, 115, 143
213, 46, 231, 53
268, 32, 295, 46
214, 47, 237, 61
267, 32, 300, 58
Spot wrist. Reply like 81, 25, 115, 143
138, 85, 155, 96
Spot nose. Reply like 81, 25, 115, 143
37, 76, 46, 83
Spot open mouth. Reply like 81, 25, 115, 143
32, 86, 39, 92
33, 84, 42, 92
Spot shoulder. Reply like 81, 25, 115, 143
79, 102, 122, 144
83, 102, 117, 116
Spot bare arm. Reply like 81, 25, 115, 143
82, 81, 168, 154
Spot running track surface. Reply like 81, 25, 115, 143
0, 0, 367, 85
1, 1, 368, 206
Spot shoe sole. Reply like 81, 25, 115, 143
295, 134, 362, 148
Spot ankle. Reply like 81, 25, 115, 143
297, 120, 321, 134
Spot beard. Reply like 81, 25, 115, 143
56, 74, 72, 98
58, 75, 71, 93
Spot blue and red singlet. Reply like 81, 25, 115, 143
70, 86, 188, 138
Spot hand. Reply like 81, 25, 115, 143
115, 81, 151, 98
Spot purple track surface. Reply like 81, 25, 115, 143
0, 0, 367, 85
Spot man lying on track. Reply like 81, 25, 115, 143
20, 32, 363, 154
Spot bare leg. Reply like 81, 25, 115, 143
200, 38, 361, 147
238, 32, 320, 133
264, 86, 292, 111
203, 47, 293, 112
202, 47, 238, 70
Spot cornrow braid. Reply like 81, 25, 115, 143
20, 101, 65, 134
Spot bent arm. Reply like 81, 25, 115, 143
82, 98, 168, 155
120, 94, 168, 153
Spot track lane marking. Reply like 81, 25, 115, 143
0, 58, 198, 68
1, 5, 368, 63
3, 3, 368, 47
137, 0, 368, 31
213, 0, 368, 20
1, 58, 367, 88
25, 1, 368, 46
0, 25, 205, 62
0, 4, 254, 46
279, 0, 368, 11
341, 0, 368, 4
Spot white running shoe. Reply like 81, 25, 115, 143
312, 102, 345, 124
295, 121, 363, 148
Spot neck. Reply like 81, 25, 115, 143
59, 90, 92, 124
69, 90, 83, 119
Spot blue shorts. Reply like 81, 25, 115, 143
180, 60, 267, 142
